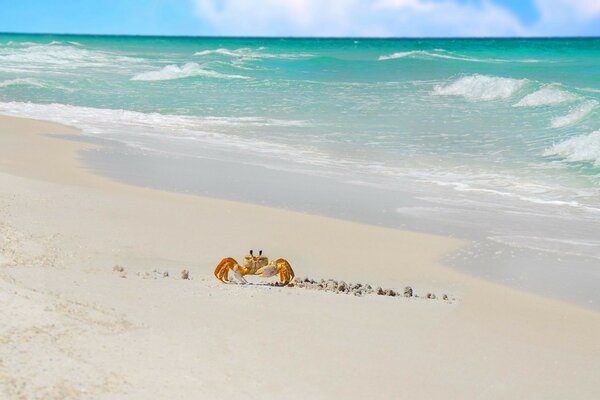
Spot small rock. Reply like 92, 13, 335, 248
338, 281, 347, 291
442, 294, 448, 301
353, 290, 363, 297
163, 271, 169, 278
112, 265, 124, 273
431, 293, 437, 300
403, 286, 413, 298
426, 293, 432, 299
181, 269, 190, 280
388, 289, 396, 297
364, 284, 373, 293
376, 287, 384, 295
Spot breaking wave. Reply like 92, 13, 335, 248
513, 86, 579, 107
0, 78, 45, 88
131, 63, 249, 81
0, 41, 144, 72
194, 47, 313, 60
378, 50, 542, 63
432, 74, 527, 101
550, 100, 597, 128
544, 130, 600, 166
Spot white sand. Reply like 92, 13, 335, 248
1, 115, 599, 399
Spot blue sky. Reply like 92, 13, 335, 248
0, 0, 599, 37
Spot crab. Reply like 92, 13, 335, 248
214, 250, 295, 285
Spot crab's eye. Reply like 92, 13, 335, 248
259, 250, 263, 256
250, 250, 253, 256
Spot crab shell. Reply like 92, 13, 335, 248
243, 255, 268, 271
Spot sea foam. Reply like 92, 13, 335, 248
0, 41, 144, 71
194, 47, 313, 60
550, 100, 597, 128
378, 50, 541, 63
513, 86, 579, 107
544, 130, 600, 166
131, 63, 248, 81
432, 74, 527, 101
0, 78, 45, 88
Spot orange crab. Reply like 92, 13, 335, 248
214, 250, 295, 285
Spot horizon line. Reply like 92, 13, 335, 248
1, 31, 599, 40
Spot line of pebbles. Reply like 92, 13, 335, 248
112, 266, 453, 302
269, 277, 452, 302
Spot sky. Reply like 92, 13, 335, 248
0, 0, 599, 37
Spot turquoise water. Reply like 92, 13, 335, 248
1, 34, 600, 267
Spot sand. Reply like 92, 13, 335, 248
0, 114, 599, 399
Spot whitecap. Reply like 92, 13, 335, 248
0, 78, 45, 88
432, 74, 527, 101
0, 42, 144, 70
378, 50, 542, 63
544, 130, 600, 166
130, 62, 248, 81
550, 100, 597, 128
513, 86, 579, 107
194, 47, 313, 60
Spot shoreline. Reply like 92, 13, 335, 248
1, 114, 600, 399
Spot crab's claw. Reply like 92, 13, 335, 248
214, 257, 242, 283
257, 258, 295, 286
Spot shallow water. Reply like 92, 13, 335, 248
1, 34, 599, 306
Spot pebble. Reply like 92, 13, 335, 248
403, 286, 413, 298
181, 269, 190, 280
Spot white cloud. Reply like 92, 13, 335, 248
193, 0, 600, 37
529, 0, 600, 35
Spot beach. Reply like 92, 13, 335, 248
2, 114, 600, 399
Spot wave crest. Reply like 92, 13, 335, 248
131, 63, 249, 81
544, 130, 600, 166
0, 78, 45, 88
0, 41, 144, 72
432, 74, 527, 101
513, 86, 579, 107
550, 100, 597, 128
378, 50, 542, 63
194, 47, 313, 60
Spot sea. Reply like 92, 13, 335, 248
1, 34, 599, 305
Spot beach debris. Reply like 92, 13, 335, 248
112, 264, 127, 278
215, 270, 453, 303
181, 269, 190, 280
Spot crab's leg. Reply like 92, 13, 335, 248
214, 257, 242, 283
233, 265, 248, 284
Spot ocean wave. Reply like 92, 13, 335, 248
378, 49, 542, 63
0, 41, 144, 71
0, 78, 45, 88
194, 47, 313, 60
131, 62, 248, 81
550, 100, 597, 128
513, 86, 579, 107
544, 130, 600, 166
0, 101, 326, 168
0, 101, 310, 130
432, 74, 527, 101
